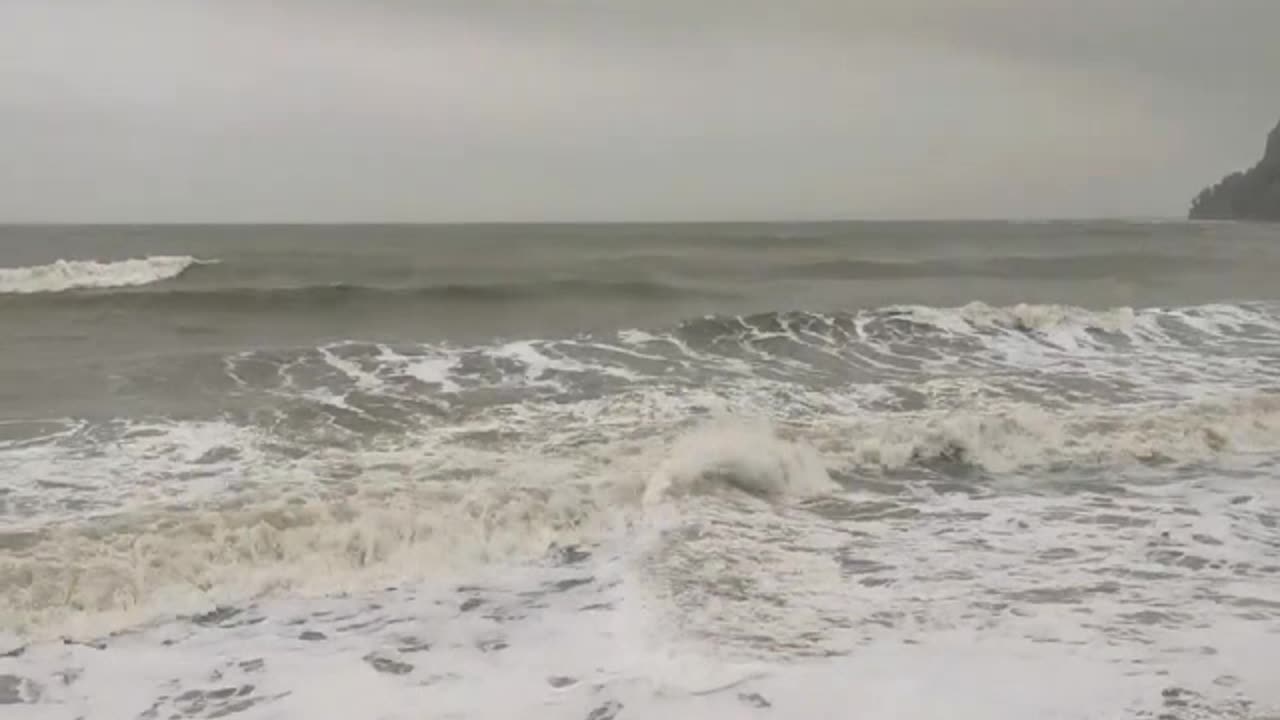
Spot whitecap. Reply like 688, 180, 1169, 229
0, 256, 210, 294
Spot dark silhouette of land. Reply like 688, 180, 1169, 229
1190, 119, 1280, 221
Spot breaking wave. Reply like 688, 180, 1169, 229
4, 297, 1280, 639
822, 393, 1280, 474
642, 419, 835, 504
0, 256, 208, 294
671, 300, 1280, 346
10, 389, 1280, 638
0, 480, 626, 638
0, 418, 837, 638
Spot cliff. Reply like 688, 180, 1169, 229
1189, 119, 1280, 221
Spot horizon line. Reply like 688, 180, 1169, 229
0, 215, 1194, 227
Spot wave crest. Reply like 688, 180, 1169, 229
0, 480, 624, 638
643, 419, 835, 504
829, 394, 1280, 474
0, 256, 207, 294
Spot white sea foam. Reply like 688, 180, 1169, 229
896, 300, 1280, 350
5, 297, 1280, 717
0, 477, 628, 639
0, 255, 208, 294
0, 414, 846, 639
7, 378, 1280, 639
6, 468, 1279, 720
643, 418, 835, 504
20, 392, 1275, 639
10, 389, 1280, 635
207, 302, 1280, 433
0, 418, 269, 528
820, 392, 1280, 473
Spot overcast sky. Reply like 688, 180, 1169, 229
2, 0, 1278, 222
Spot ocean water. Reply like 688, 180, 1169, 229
2, 221, 1280, 719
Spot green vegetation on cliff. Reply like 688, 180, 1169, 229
1189, 119, 1280, 221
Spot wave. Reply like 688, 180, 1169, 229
1, 277, 726, 309
5, 390, 1280, 638
642, 419, 835, 504
669, 300, 1280, 349
0, 480, 626, 638
0, 256, 208, 294
814, 393, 1280, 474
777, 252, 1221, 281
0, 418, 838, 638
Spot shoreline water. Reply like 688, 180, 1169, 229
3, 221, 1279, 718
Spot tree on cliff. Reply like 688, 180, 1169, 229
1190, 119, 1280, 221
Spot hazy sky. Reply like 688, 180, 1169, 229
2, 0, 1278, 222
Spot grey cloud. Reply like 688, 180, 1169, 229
0, 0, 1276, 221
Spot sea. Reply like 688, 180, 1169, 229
2, 221, 1280, 719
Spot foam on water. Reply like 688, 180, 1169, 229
1, 480, 625, 639
7, 389, 1280, 639
6, 396, 1280, 638
5, 462, 1279, 719
642, 418, 835, 504
820, 391, 1280, 473
201, 302, 1280, 425
1, 416, 844, 639
0, 418, 269, 528
0, 256, 208, 294
5, 299, 1280, 718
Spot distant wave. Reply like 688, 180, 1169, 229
0, 256, 209, 294
0, 277, 727, 308
777, 252, 1226, 281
